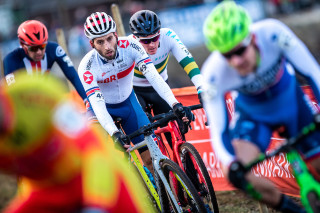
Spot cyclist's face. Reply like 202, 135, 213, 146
224, 36, 257, 77
93, 33, 118, 60
24, 44, 46, 62
138, 32, 160, 55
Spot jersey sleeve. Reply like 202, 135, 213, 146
49, 42, 87, 101
78, 54, 118, 136
271, 19, 320, 100
164, 28, 203, 89
201, 53, 236, 166
3, 49, 24, 85
129, 37, 178, 107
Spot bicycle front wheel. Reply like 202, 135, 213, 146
160, 159, 207, 212
179, 142, 219, 213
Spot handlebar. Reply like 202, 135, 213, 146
150, 104, 202, 122
244, 113, 320, 172
128, 104, 202, 139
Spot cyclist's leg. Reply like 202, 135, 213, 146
227, 110, 305, 212
133, 87, 147, 111
109, 90, 154, 175
229, 112, 283, 205
135, 86, 174, 147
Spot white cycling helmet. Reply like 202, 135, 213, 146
84, 12, 117, 40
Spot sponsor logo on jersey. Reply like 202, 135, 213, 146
118, 40, 130, 48
165, 30, 183, 45
56, 46, 66, 57
238, 58, 284, 95
154, 53, 168, 61
116, 59, 123, 63
97, 62, 135, 83
130, 43, 141, 52
118, 63, 127, 69
83, 71, 93, 84
86, 57, 93, 70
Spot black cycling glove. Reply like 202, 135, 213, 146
173, 103, 195, 123
112, 131, 130, 150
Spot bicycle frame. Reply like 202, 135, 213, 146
154, 120, 207, 186
115, 114, 206, 212
114, 121, 162, 211
244, 120, 320, 213
128, 148, 161, 209
127, 135, 184, 212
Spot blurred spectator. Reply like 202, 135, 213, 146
68, 7, 91, 57
269, 0, 314, 14
68, 25, 91, 58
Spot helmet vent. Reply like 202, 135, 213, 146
34, 32, 40, 40
25, 33, 34, 43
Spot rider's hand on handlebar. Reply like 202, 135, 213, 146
173, 103, 195, 124
112, 131, 130, 151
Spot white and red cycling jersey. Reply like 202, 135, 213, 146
78, 36, 178, 135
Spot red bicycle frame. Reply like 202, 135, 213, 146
154, 119, 207, 185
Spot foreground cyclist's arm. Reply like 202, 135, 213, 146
270, 19, 320, 100
202, 52, 243, 166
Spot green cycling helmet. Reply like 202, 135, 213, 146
203, 1, 251, 53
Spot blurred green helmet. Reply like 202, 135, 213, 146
203, 1, 251, 53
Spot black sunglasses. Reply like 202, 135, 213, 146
222, 45, 249, 59
28, 44, 47, 52
139, 34, 160, 44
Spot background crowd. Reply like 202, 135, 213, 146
0, 0, 319, 87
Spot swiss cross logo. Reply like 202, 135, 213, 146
118, 40, 129, 48
83, 71, 93, 84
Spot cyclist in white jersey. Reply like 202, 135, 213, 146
128, 10, 203, 145
78, 12, 193, 175
202, 2, 320, 212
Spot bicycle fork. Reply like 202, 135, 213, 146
129, 150, 161, 210
145, 135, 184, 213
